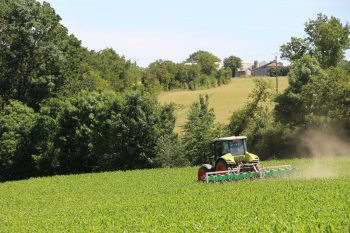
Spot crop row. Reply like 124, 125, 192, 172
0, 157, 349, 232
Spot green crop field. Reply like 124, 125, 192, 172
158, 76, 289, 132
1, 156, 350, 232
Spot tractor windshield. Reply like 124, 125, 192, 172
228, 139, 246, 155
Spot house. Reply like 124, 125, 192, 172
235, 61, 255, 77
251, 60, 283, 76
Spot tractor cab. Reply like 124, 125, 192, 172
210, 136, 247, 162
209, 136, 259, 171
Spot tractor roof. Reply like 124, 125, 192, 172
213, 136, 247, 142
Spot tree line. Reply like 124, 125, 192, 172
0, 91, 186, 181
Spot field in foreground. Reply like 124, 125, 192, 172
158, 76, 288, 132
1, 157, 350, 232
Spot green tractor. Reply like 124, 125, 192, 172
197, 136, 294, 182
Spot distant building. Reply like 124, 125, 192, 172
251, 60, 283, 76
235, 61, 254, 77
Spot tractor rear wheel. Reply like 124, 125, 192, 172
215, 159, 228, 172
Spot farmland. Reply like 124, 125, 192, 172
1, 156, 350, 232
158, 76, 289, 132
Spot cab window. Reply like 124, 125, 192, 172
229, 140, 245, 155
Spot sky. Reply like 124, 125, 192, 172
42, 0, 350, 67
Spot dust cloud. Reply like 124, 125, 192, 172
296, 128, 350, 179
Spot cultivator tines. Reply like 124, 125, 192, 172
204, 165, 294, 183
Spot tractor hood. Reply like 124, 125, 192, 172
245, 152, 259, 163
220, 153, 236, 164
219, 152, 259, 164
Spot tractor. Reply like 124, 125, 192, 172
197, 136, 294, 182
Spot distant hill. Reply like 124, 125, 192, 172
158, 76, 289, 132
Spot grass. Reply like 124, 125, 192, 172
158, 76, 289, 132
1, 157, 350, 232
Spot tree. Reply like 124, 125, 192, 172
182, 95, 215, 165
52, 91, 124, 174
154, 104, 188, 168
305, 13, 350, 68
27, 114, 57, 176
223, 55, 242, 77
141, 72, 162, 95
115, 92, 165, 169
228, 79, 273, 136
301, 67, 350, 134
268, 66, 289, 77
280, 37, 311, 62
0, 101, 37, 181
274, 55, 322, 125
147, 60, 177, 90
280, 13, 350, 68
86, 48, 142, 92
187, 50, 220, 75
175, 63, 201, 89
0, 0, 85, 110
215, 67, 232, 86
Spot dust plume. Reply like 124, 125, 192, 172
296, 128, 350, 179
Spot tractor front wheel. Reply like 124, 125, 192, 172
197, 164, 212, 181
215, 160, 228, 172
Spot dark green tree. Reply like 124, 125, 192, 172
268, 66, 289, 77
0, 101, 37, 181
274, 55, 322, 125
301, 67, 350, 134
182, 95, 215, 165
147, 60, 177, 90
116, 92, 165, 169
0, 0, 85, 109
27, 114, 57, 176
187, 50, 220, 75
53, 91, 123, 174
175, 63, 201, 90
223, 55, 242, 77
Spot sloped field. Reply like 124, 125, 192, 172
158, 77, 288, 132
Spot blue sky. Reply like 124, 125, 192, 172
43, 0, 350, 67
